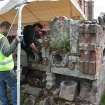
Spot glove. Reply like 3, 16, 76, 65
16, 35, 23, 42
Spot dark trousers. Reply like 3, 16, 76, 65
0, 71, 17, 105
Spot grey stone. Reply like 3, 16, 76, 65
23, 85, 42, 96
59, 81, 77, 101
23, 95, 36, 105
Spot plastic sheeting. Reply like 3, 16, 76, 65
0, 0, 86, 24
0, 0, 26, 15
0, 0, 59, 15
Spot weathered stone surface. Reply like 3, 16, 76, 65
22, 84, 42, 96
23, 95, 36, 105
59, 81, 77, 101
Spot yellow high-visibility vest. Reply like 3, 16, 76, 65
0, 33, 14, 71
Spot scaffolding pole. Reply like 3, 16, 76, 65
17, 4, 25, 105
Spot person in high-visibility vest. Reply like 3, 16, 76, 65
0, 21, 21, 105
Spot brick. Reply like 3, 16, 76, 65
88, 61, 96, 75
79, 34, 85, 43
89, 50, 96, 61
80, 50, 89, 61
79, 22, 102, 34
88, 24, 97, 34
79, 22, 103, 75
80, 61, 89, 74
80, 61, 97, 75
84, 61, 89, 74
79, 24, 89, 34
79, 34, 91, 43
79, 48, 102, 75
79, 24, 85, 34
79, 21, 104, 51
79, 61, 84, 73
79, 43, 89, 50
88, 43, 97, 50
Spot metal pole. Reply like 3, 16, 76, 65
17, 4, 25, 105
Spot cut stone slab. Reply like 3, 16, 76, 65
22, 84, 42, 96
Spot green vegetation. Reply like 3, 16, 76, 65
100, 93, 105, 105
